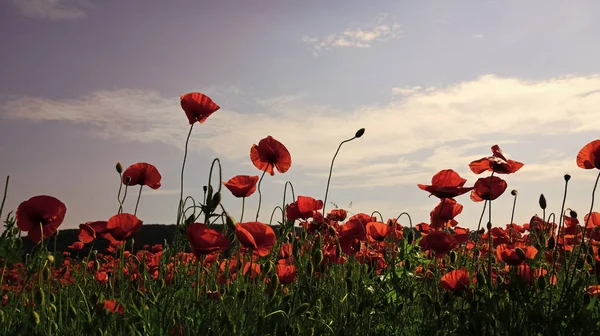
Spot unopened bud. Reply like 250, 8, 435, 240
515, 247, 527, 260
564, 174, 571, 182
449, 251, 457, 264
537, 275, 546, 290
570, 210, 578, 218
47, 254, 55, 264
476, 271, 487, 287
539, 194, 547, 210
511, 189, 518, 196
210, 191, 221, 212
116, 162, 123, 174
547, 236, 556, 250
355, 128, 365, 138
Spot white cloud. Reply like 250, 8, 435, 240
3, 74, 600, 191
302, 19, 402, 55
11, 0, 94, 20
473, 33, 484, 39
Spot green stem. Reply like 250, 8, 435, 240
255, 169, 268, 221
134, 185, 143, 216
322, 136, 357, 216
177, 124, 195, 227
240, 197, 245, 223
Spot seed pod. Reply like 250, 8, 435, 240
539, 194, 547, 210
116, 162, 123, 174
511, 189, 518, 196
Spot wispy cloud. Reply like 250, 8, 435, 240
3, 74, 600, 189
302, 16, 402, 55
472, 33, 484, 39
11, 0, 94, 20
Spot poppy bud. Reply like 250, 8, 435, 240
210, 192, 221, 212
476, 271, 487, 287
34, 288, 45, 306
407, 231, 414, 245
547, 236, 556, 250
226, 216, 236, 231
205, 185, 214, 206
449, 251, 457, 264
313, 250, 324, 267
306, 261, 314, 275
537, 275, 546, 290
515, 247, 527, 260
511, 189, 518, 196
202, 186, 207, 192
539, 194, 547, 210
185, 214, 195, 226
47, 254, 55, 264
570, 210, 578, 218
116, 162, 123, 174
293, 303, 310, 316
355, 128, 365, 138
31, 311, 40, 326
564, 174, 571, 182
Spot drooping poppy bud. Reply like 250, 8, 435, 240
539, 194, 547, 210
355, 128, 365, 138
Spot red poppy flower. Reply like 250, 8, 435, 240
584, 212, 600, 228
326, 209, 347, 222
366, 222, 389, 242
235, 222, 277, 257
470, 176, 508, 202
496, 244, 537, 266
276, 264, 297, 284
186, 223, 230, 257
122, 162, 162, 190
577, 140, 600, 170
180, 92, 220, 125
441, 269, 470, 293
418, 231, 458, 258
68, 241, 84, 251
106, 213, 143, 242
286, 196, 323, 221
100, 300, 125, 315
250, 136, 292, 176
417, 169, 474, 199
223, 175, 259, 198
430, 198, 463, 229
469, 145, 524, 174
78, 221, 107, 243
16, 195, 67, 243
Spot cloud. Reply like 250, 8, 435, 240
3, 74, 600, 190
302, 19, 402, 55
11, 0, 94, 20
472, 33, 484, 39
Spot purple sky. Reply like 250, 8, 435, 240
1, 0, 600, 232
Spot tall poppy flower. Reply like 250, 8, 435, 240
106, 213, 143, 242
417, 169, 474, 199
186, 223, 230, 257
441, 269, 470, 293
366, 222, 389, 242
180, 92, 220, 125
496, 244, 537, 266
286, 196, 323, 221
223, 175, 259, 198
235, 222, 276, 257
250, 136, 292, 176
470, 176, 508, 202
469, 145, 524, 174
122, 162, 162, 190
16, 195, 67, 243
430, 198, 463, 229
576, 140, 600, 170
419, 231, 458, 258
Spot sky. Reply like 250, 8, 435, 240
1, 0, 600, 232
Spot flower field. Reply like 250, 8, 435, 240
1, 92, 600, 335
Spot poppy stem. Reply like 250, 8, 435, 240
471, 200, 488, 266
509, 191, 518, 244
134, 185, 143, 216
0, 176, 8, 221
177, 124, 195, 227
119, 184, 129, 215
116, 172, 124, 213
255, 169, 267, 221
240, 197, 245, 223
322, 135, 358, 216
